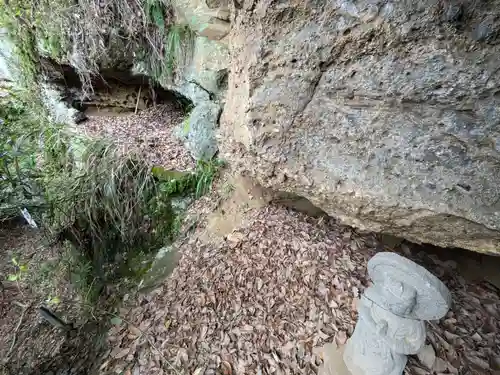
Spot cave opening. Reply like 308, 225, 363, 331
41, 58, 192, 116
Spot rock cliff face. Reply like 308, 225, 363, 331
158, 0, 231, 160
221, 0, 500, 254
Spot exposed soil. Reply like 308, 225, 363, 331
198, 174, 270, 244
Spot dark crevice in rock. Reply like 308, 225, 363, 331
41, 57, 193, 114
270, 191, 328, 218
216, 69, 229, 93
188, 79, 215, 100
405, 239, 500, 289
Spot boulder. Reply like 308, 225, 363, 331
221, 0, 500, 254
167, 31, 229, 161
176, 101, 221, 160
160, 0, 231, 161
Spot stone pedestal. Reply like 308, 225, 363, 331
343, 252, 451, 375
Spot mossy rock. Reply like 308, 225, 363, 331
151, 166, 191, 181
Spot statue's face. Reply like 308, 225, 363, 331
378, 277, 417, 316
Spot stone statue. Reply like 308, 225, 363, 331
343, 252, 451, 375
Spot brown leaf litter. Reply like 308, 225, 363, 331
0, 222, 107, 375
403, 245, 500, 375
78, 104, 195, 171
101, 203, 500, 375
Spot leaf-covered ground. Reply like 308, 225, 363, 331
0, 222, 108, 375
79, 104, 195, 171
100, 202, 500, 375
2, 103, 499, 374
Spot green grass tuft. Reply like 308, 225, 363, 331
146, 0, 166, 31
153, 159, 223, 200
194, 159, 222, 198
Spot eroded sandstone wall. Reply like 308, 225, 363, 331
221, 0, 500, 254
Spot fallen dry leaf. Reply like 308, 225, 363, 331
111, 348, 130, 360
221, 360, 232, 375
164, 319, 171, 330
335, 331, 347, 346
99, 205, 500, 375
78, 104, 194, 171
128, 325, 142, 336
432, 357, 448, 373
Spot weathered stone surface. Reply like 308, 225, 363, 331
198, 19, 231, 41
159, 36, 229, 103
173, 0, 230, 39
221, 0, 500, 254
344, 252, 451, 375
184, 36, 230, 97
0, 34, 81, 124
177, 101, 221, 160
161, 0, 231, 162
171, 35, 229, 160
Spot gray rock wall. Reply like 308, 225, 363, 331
169, 35, 229, 161
221, 0, 500, 254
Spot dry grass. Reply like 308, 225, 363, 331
69, 0, 176, 90
0, 0, 194, 94
66, 0, 195, 91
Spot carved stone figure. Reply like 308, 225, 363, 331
343, 252, 451, 375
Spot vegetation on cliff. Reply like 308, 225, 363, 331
0, 0, 193, 91
1, 93, 219, 288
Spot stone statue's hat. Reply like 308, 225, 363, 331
366, 252, 451, 320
